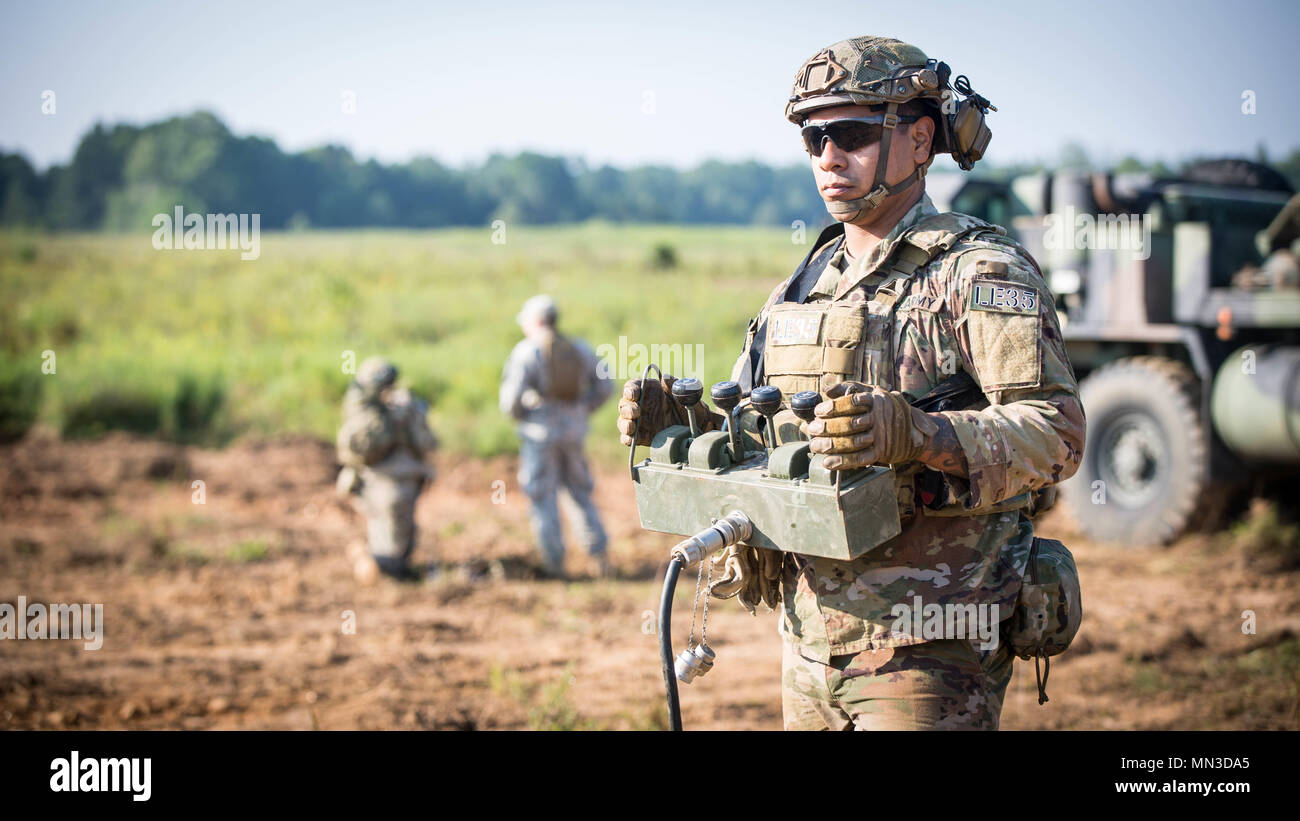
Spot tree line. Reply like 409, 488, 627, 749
0, 111, 828, 230
3, 110, 1298, 230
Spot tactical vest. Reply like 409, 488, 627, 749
764, 213, 1006, 397
541, 332, 584, 402
763, 213, 1018, 520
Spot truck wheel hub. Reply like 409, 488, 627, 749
1101, 413, 1164, 504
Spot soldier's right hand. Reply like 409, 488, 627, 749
617, 376, 677, 447
618, 375, 725, 447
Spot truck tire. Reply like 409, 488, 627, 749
1061, 356, 1208, 545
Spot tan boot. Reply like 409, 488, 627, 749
347, 540, 379, 585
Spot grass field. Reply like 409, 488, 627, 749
5, 226, 1300, 733
0, 224, 809, 462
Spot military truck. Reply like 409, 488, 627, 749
929, 160, 1300, 545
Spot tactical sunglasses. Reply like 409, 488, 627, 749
800, 113, 918, 156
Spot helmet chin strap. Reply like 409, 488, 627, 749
824, 102, 926, 224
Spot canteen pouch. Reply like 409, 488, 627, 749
1009, 536, 1082, 704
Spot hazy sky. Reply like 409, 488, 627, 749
3, 0, 1297, 172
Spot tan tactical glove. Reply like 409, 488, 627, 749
616, 375, 720, 447
707, 544, 782, 614
806, 381, 939, 470
755, 547, 783, 611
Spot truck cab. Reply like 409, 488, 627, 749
930, 162, 1300, 544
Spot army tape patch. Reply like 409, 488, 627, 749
768, 310, 822, 346
968, 279, 1039, 315
898, 294, 945, 313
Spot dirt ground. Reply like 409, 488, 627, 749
1, 432, 1297, 730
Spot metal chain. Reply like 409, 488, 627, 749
700, 550, 716, 647
686, 556, 705, 649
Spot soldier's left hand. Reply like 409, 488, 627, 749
708, 544, 780, 614
806, 382, 938, 470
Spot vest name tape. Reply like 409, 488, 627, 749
969, 280, 1038, 314
768, 311, 823, 346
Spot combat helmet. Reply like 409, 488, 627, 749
355, 356, 398, 397
787, 36, 997, 221
516, 294, 559, 327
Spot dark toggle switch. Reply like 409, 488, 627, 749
673, 377, 704, 437
791, 390, 821, 424
750, 385, 783, 452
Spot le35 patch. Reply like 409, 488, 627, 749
968, 279, 1039, 314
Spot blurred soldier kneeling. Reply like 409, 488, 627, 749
336, 356, 438, 582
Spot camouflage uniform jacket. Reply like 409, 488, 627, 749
499, 332, 613, 443
731, 193, 1085, 662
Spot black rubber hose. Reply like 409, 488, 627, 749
658, 556, 684, 731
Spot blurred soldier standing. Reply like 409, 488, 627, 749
337, 356, 438, 582
501, 295, 614, 579
618, 37, 1085, 729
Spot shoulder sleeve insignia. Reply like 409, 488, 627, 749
968, 278, 1039, 315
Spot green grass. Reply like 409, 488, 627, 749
488, 662, 596, 731
1129, 659, 1170, 697
0, 224, 801, 462
161, 542, 211, 566
226, 539, 272, 563
1230, 500, 1300, 568
0, 352, 43, 442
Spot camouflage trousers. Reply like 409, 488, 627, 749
356, 471, 425, 572
781, 631, 1016, 730
518, 437, 607, 570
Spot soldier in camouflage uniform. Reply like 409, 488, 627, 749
337, 356, 438, 582
501, 295, 614, 579
619, 37, 1085, 729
